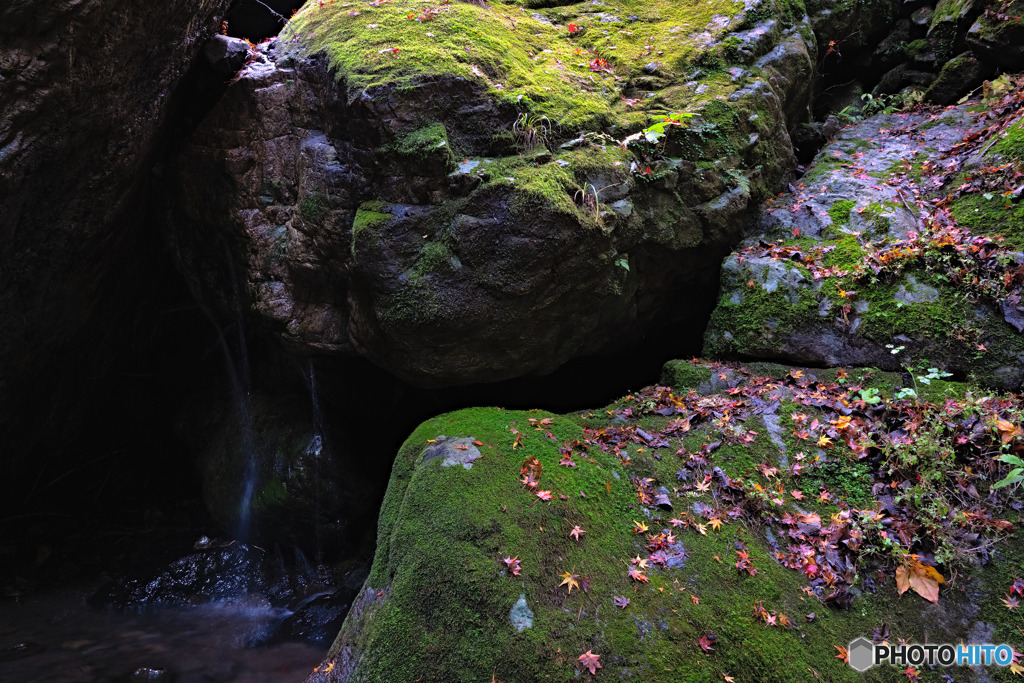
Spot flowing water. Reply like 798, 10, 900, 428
0, 583, 325, 682
223, 250, 259, 544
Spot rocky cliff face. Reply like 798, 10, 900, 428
163, 0, 817, 387
0, 0, 232, 463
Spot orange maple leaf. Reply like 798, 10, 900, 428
578, 650, 602, 675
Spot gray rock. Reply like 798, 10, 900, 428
895, 275, 939, 304
420, 436, 482, 469
509, 594, 534, 632
204, 34, 251, 77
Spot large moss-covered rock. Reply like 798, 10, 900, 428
703, 92, 1024, 390
163, 0, 838, 387
307, 359, 1024, 681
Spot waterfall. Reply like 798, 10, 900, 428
306, 360, 324, 564
223, 246, 259, 543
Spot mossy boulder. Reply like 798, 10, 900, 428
703, 97, 1024, 390
965, 0, 1024, 71
162, 0, 899, 388
307, 359, 1024, 681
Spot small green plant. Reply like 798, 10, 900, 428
916, 367, 953, 385
621, 111, 694, 148
513, 112, 553, 152
993, 454, 1024, 490
574, 183, 612, 227
858, 387, 882, 405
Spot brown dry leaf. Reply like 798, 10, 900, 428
895, 565, 910, 595
996, 418, 1024, 443
898, 559, 945, 603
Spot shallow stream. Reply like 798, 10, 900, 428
0, 583, 324, 683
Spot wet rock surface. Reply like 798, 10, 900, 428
89, 543, 268, 611
704, 94, 1024, 388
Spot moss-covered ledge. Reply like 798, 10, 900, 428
308, 359, 1024, 682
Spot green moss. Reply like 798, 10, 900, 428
660, 359, 713, 390
414, 240, 454, 275
855, 274, 960, 341
300, 191, 328, 223
823, 234, 866, 270
254, 476, 288, 511
703, 268, 821, 357
916, 114, 960, 131
994, 118, 1024, 161
391, 122, 457, 171
827, 199, 855, 227
948, 191, 1024, 246
353, 202, 393, 239
507, 161, 582, 219
905, 38, 930, 57
280, 0, 749, 132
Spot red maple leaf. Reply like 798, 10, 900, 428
502, 555, 521, 576
698, 633, 717, 652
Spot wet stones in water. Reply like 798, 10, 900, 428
130, 667, 172, 682
262, 587, 359, 646
89, 544, 266, 610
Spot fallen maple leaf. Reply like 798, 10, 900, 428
1003, 594, 1020, 610
835, 645, 849, 664
633, 520, 649, 533
698, 633, 717, 652
708, 517, 723, 531
570, 525, 586, 541
578, 650, 602, 675
690, 594, 701, 605
628, 567, 649, 583
536, 490, 552, 501
559, 570, 580, 594
503, 555, 521, 576
896, 558, 945, 604
614, 595, 630, 608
